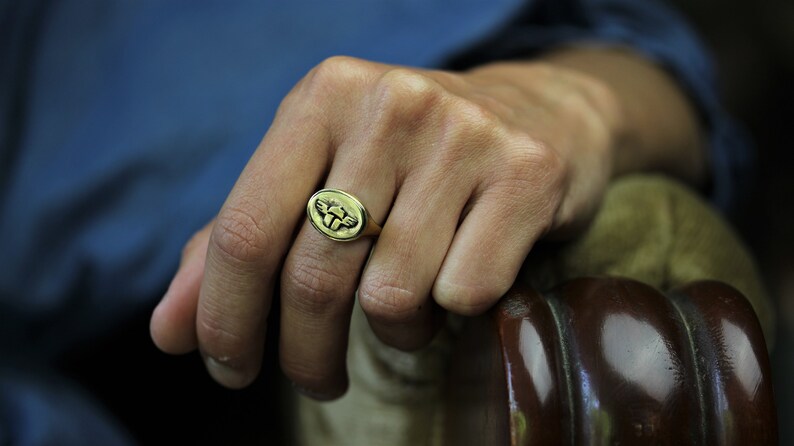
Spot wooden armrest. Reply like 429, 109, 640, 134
443, 277, 777, 445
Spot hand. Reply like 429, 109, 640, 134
150, 50, 699, 399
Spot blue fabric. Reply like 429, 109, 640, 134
0, 0, 750, 443
0, 370, 133, 446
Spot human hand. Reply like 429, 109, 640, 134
149, 55, 626, 398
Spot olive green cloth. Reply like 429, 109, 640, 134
291, 175, 772, 446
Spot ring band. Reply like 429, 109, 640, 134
307, 188, 382, 241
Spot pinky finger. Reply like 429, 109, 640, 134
150, 220, 214, 354
433, 189, 556, 315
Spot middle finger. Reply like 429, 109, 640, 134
279, 148, 396, 398
357, 166, 472, 350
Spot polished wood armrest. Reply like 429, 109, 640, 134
443, 277, 777, 445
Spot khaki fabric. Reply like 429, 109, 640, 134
292, 175, 772, 446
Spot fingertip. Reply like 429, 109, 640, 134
291, 380, 348, 401
281, 359, 349, 401
150, 247, 207, 354
150, 297, 198, 354
432, 279, 503, 316
197, 319, 267, 389
205, 356, 258, 389
149, 300, 169, 350
364, 305, 445, 352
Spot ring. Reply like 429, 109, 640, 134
307, 188, 382, 241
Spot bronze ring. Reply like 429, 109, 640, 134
307, 188, 382, 241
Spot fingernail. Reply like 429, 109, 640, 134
291, 382, 339, 401
206, 357, 250, 389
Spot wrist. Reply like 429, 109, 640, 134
538, 46, 707, 185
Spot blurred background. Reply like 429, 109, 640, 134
666, 0, 794, 441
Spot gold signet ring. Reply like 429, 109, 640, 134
307, 189, 382, 241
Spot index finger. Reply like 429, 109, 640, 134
196, 106, 329, 388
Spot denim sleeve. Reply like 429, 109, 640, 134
447, 0, 753, 216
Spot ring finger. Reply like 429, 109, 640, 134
279, 149, 396, 399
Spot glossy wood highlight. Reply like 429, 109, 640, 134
443, 277, 777, 445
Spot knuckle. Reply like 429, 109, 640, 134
426, 97, 506, 172
433, 99, 504, 167
443, 98, 502, 140
211, 206, 271, 266
283, 258, 349, 311
370, 68, 443, 126
483, 138, 568, 227
304, 56, 373, 98
534, 141, 568, 188
358, 272, 422, 324
500, 135, 568, 190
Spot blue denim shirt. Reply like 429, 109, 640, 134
0, 1, 750, 444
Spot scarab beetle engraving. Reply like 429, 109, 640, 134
315, 198, 358, 231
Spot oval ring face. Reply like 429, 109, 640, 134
307, 189, 369, 241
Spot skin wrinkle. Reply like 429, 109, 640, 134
358, 163, 463, 346
480, 140, 566, 200
284, 254, 357, 312
359, 277, 422, 321
197, 313, 251, 361
199, 264, 269, 327
210, 208, 272, 265
374, 162, 467, 246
